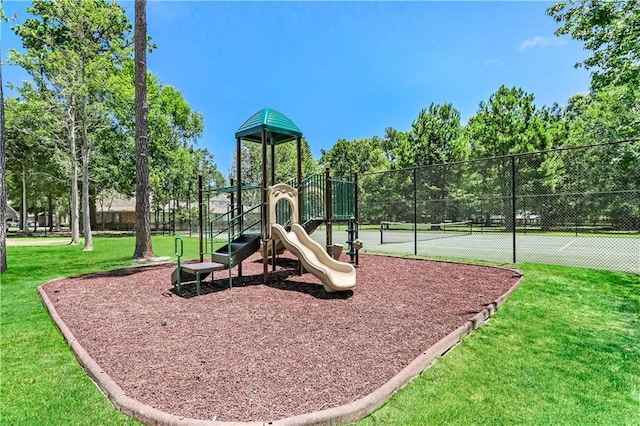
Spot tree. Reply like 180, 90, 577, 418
548, 0, 640, 90
319, 136, 388, 178
562, 89, 640, 231
4, 89, 66, 234
381, 127, 410, 167
566, 87, 640, 144
407, 103, 466, 166
467, 86, 558, 230
133, 0, 154, 259
382, 104, 467, 169
0, 1, 6, 272
11, 0, 132, 249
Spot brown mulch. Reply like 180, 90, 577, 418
42, 253, 521, 423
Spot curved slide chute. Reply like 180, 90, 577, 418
271, 223, 356, 292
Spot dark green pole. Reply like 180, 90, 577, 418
297, 136, 303, 275
262, 129, 268, 283
413, 165, 417, 256
236, 137, 243, 278
198, 174, 203, 262
325, 167, 332, 254
297, 136, 302, 223
511, 155, 517, 264
354, 172, 359, 266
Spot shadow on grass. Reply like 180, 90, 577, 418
78, 263, 170, 280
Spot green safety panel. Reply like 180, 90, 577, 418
332, 179, 355, 220
235, 108, 303, 145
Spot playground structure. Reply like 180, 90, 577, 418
268, 183, 356, 292
172, 108, 360, 294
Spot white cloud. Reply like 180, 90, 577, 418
518, 36, 566, 52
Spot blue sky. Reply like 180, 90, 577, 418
2, 1, 590, 175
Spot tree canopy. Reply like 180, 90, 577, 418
548, 0, 640, 90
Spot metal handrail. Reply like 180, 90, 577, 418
228, 203, 261, 224
229, 219, 261, 240
223, 203, 263, 288
208, 209, 233, 254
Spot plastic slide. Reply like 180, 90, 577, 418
271, 223, 356, 292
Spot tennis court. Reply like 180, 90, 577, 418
311, 226, 639, 274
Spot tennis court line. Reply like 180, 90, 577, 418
558, 239, 577, 252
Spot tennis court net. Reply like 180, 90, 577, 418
380, 220, 472, 244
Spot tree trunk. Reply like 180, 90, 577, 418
0, 56, 6, 272
89, 187, 97, 229
69, 100, 80, 245
48, 196, 54, 232
133, 0, 155, 259
81, 131, 93, 250
80, 98, 93, 251
21, 167, 28, 233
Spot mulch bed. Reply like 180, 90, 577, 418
42, 253, 521, 423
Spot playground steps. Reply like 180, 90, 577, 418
170, 261, 226, 293
210, 233, 262, 267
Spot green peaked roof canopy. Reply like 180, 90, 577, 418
235, 108, 303, 145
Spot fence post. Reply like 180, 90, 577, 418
325, 167, 333, 254
198, 174, 204, 263
413, 165, 417, 256
511, 156, 516, 264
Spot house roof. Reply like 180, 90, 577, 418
5, 204, 18, 219
97, 194, 231, 215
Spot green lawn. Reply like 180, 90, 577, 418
1, 236, 638, 424
360, 264, 640, 425
1, 235, 199, 425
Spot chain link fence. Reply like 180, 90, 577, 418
358, 140, 639, 273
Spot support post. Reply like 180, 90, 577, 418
297, 136, 303, 275
511, 155, 516, 264
413, 165, 417, 256
297, 136, 302, 224
354, 172, 359, 266
236, 137, 243, 277
325, 167, 333, 254
262, 130, 269, 284
198, 174, 203, 262
271, 137, 276, 272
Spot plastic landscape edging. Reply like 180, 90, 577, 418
38, 266, 523, 426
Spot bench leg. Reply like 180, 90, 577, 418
196, 272, 201, 296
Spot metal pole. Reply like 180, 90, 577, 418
511, 156, 516, 264
230, 178, 235, 237
413, 165, 417, 256
271, 137, 276, 272
271, 138, 276, 186
236, 138, 242, 221
198, 175, 204, 262
354, 172, 359, 266
297, 136, 303, 275
262, 130, 268, 283
297, 136, 302, 224
236, 137, 243, 278
325, 167, 332, 254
